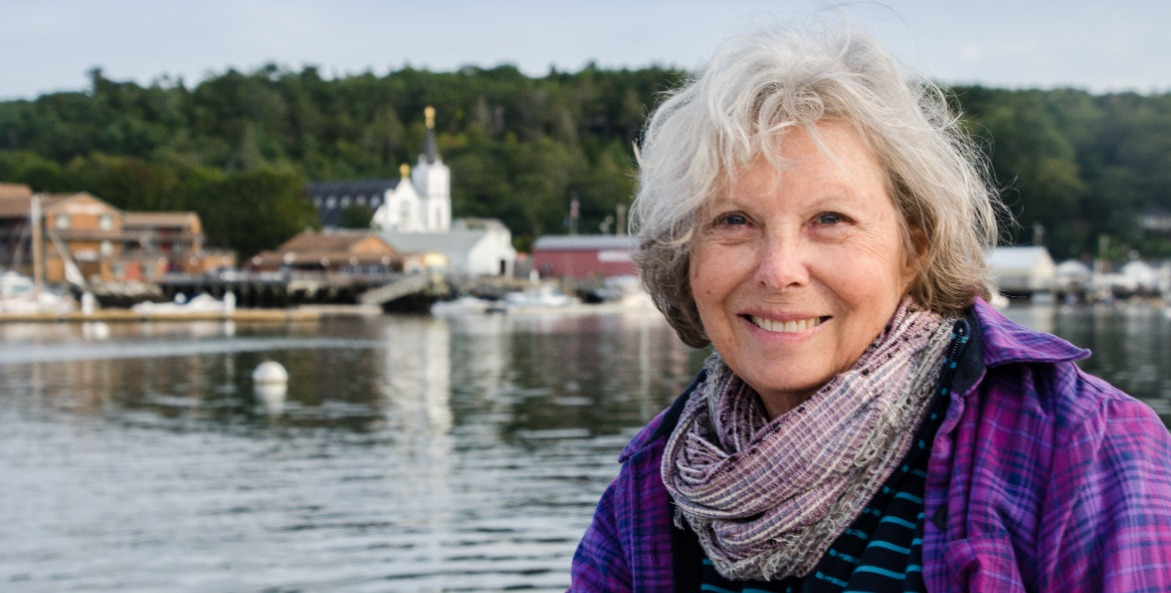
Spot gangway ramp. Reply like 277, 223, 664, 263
358, 274, 430, 306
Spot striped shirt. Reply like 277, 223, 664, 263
569, 299, 1171, 592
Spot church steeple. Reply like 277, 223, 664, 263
411, 106, 451, 232
421, 106, 439, 165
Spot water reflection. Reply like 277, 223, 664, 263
2, 304, 1168, 592
1000, 302, 1171, 423
0, 310, 702, 592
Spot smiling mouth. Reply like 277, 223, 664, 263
746, 315, 829, 333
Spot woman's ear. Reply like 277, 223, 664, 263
909, 226, 928, 261
903, 225, 929, 279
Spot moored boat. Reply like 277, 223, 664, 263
0, 271, 77, 314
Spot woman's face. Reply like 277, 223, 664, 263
689, 122, 917, 418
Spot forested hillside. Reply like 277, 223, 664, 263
1, 65, 1168, 261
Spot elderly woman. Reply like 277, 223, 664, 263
569, 22, 1171, 593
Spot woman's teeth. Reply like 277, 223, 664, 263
749, 316, 824, 333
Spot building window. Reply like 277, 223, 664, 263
100, 241, 113, 256
371, 197, 381, 208
326, 196, 337, 209
55, 214, 70, 230
340, 195, 351, 207
99, 215, 114, 231
400, 202, 412, 225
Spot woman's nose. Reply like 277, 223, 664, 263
753, 234, 810, 290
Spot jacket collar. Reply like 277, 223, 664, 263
971, 297, 1088, 367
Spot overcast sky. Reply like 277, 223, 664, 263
2, 0, 1168, 101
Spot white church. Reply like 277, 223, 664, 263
304, 107, 516, 277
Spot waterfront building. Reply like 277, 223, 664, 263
384, 218, 516, 277
248, 230, 399, 274
0, 184, 232, 286
986, 245, 1056, 298
1054, 259, 1093, 300
531, 235, 638, 280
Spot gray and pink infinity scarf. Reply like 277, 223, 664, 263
661, 299, 954, 581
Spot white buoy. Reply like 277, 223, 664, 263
254, 383, 287, 414
252, 360, 289, 385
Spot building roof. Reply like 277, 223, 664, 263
251, 231, 398, 269
1055, 259, 1092, 276
305, 179, 402, 228
986, 246, 1054, 270
533, 234, 637, 251
123, 212, 199, 228
383, 229, 488, 254
40, 193, 121, 217
305, 179, 401, 197
276, 230, 395, 254
0, 183, 32, 200
0, 196, 32, 219
0, 193, 70, 219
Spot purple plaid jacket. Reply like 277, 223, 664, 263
569, 300, 1171, 592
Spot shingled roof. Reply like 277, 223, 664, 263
0, 183, 33, 200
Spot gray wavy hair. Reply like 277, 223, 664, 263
630, 23, 1001, 348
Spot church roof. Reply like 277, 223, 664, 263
421, 129, 439, 164
305, 179, 401, 197
305, 179, 401, 227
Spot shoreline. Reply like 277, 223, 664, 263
0, 307, 334, 323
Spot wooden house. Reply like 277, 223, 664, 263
0, 186, 233, 285
531, 235, 638, 280
249, 231, 399, 273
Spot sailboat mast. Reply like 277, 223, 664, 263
30, 194, 44, 293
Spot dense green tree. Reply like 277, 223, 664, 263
185, 169, 317, 259
1, 65, 1169, 263
338, 203, 374, 229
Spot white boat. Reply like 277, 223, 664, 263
131, 292, 233, 315
592, 275, 655, 309
501, 284, 579, 311
0, 271, 77, 314
429, 295, 494, 316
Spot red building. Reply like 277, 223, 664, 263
531, 235, 637, 279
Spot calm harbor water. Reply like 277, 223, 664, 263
1, 302, 1169, 592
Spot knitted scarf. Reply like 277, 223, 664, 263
661, 299, 954, 581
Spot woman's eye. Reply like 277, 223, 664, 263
815, 212, 844, 225
717, 213, 750, 226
